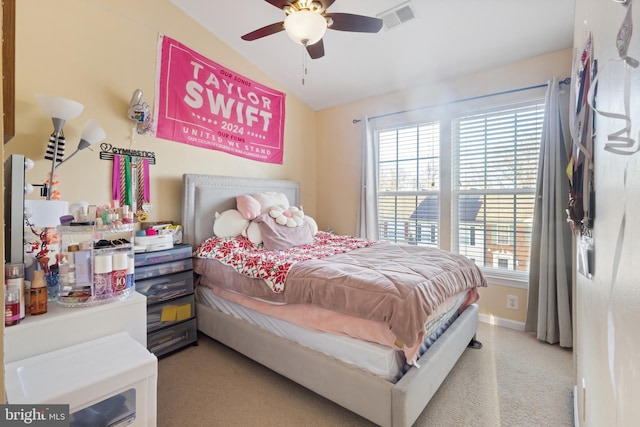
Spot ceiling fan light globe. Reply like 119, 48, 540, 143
284, 10, 327, 46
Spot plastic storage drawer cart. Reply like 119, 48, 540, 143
135, 244, 197, 356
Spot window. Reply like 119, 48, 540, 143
453, 103, 543, 273
375, 99, 544, 280
377, 123, 440, 247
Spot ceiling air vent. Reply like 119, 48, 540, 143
377, 1, 417, 30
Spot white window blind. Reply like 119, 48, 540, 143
377, 123, 440, 247
453, 102, 544, 272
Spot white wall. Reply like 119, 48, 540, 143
573, 0, 640, 424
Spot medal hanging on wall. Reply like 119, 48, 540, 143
137, 157, 152, 221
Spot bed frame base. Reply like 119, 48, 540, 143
196, 302, 479, 427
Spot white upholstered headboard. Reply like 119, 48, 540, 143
181, 174, 300, 247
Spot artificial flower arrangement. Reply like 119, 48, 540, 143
24, 173, 64, 300
26, 222, 61, 273
25, 173, 62, 270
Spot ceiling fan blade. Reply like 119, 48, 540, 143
264, 0, 292, 9
241, 22, 285, 41
326, 13, 383, 33
306, 39, 325, 59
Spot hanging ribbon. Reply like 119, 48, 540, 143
137, 157, 150, 206
566, 31, 599, 232
112, 153, 121, 202
136, 157, 144, 210
120, 155, 127, 207
144, 158, 150, 203
124, 155, 132, 207
571, 33, 594, 163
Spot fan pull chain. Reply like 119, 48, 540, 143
301, 45, 308, 85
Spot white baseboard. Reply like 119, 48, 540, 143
478, 313, 525, 331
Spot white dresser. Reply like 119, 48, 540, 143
4, 291, 147, 363
4, 292, 157, 426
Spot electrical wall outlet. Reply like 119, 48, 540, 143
506, 294, 519, 310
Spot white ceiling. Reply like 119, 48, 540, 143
170, 0, 576, 111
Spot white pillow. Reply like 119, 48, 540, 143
253, 192, 290, 214
213, 209, 249, 237
243, 221, 262, 245
304, 215, 318, 235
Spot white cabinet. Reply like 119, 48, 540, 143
4, 292, 148, 364
4, 293, 157, 426
6, 331, 157, 426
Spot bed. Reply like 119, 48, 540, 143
181, 173, 485, 427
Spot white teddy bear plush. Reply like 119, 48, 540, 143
213, 209, 249, 237
269, 205, 305, 227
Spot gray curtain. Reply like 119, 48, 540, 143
525, 77, 573, 347
356, 117, 379, 240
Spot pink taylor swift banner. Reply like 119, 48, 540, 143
154, 35, 286, 164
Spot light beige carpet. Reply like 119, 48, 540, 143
157, 322, 574, 426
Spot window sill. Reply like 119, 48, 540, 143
481, 269, 529, 289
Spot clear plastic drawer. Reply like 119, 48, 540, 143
70, 388, 136, 427
146, 294, 195, 332
147, 318, 197, 357
134, 258, 193, 280
134, 244, 193, 267
136, 270, 194, 305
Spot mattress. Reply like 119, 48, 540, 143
196, 286, 466, 382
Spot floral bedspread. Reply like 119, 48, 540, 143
194, 231, 376, 293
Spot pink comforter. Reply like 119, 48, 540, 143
194, 233, 487, 347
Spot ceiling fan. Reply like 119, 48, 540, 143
241, 0, 383, 59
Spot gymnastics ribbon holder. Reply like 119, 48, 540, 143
99, 143, 155, 221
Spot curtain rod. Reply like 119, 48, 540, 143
352, 77, 571, 124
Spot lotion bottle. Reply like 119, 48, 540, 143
111, 252, 128, 295
29, 270, 48, 315
5, 263, 25, 320
93, 254, 112, 297
4, 285, 20, 326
